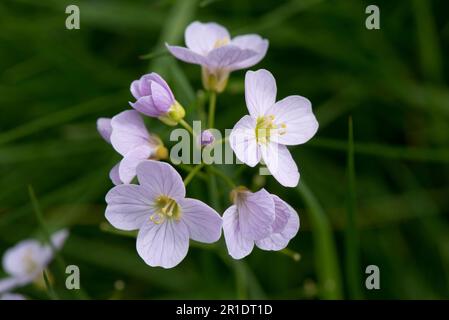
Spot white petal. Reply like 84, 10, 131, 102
50, 229, 69, 250
110, 110, 150, 156
260, 143, 299, 187
109, 163, 123, 185
105, 184, 154, 231
237, 188, 275, 240
256, 195, 300, 251
185, 21, 230, 55
2, 240, 47, 278
136, 219, 189, 269
179, 198, 222, 243
222, 205, 254, 260
118, 145, 153, 184
229, 115, 260, 167
165, 45, 207, 66
245, 69, 277, 118
136, 160, 186, 201
0, 277, 21, 294
206, 45, 257, 70
267, 95, 318, 145
230, 35, 269, 70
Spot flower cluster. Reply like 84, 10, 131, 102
95, 21, 318, 269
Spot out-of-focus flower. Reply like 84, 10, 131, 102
97, 110, 168, 185
0, 293, 26, 300
0, 230, 69, 294
230, 69, 318, 187
129, 73, 185, 126
105, 160, 223, 268
223, 187, 299, 259
166, 21, 269, 93
197, 129, 215, 146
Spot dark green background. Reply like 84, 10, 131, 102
1, 0, 448, 299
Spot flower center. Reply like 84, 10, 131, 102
22, 249, 39, 274
150, 195, 182, 224
255, 115, 287, 144
213, 37, 230, 49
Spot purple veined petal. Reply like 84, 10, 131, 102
222, 205, 255, 260
266, 95, 319, 146
110, 110, 150, 156
136, 160, 186, 201
130, 96, 162, 118
118, 145, 154, 184
245, 69, 277, 118
260, 142, 299, 187
147, 73, 175, 102
206, 45, 257, 70
105, 184, 155, 231
131, 73, 169, 99
150, 80, 173, 114
136, 219, 189, 268
270, 195, 290, 233
130, 79, 145, 100
185, 21, 230, 55
256, 195, 300, 251
229, 115, 260, 167
166, 44, 207, 66
237, 188, 275, 240
178, 198, 222, 243
96, 118, 112, 143
230, 35, 269, 70
109, 162, 123, 185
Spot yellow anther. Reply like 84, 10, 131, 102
152, 195, 182, 223
213, 37, 230, 49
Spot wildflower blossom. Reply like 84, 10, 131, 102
198, 129, 215, 146
223, 187, 299, 259
0, 230, 69, 294
97, 110, 168, 185
166, 21, 268, 92
230, 69, 319, 187
105, 160, 223, 268
129, 73, 185, 126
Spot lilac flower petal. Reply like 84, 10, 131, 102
237, 188, 275, 240
166, 45, 207, 66
185, 21, 230, 55
267, 95, 319, 145
223, 205, 254, 260
2, 240, 46, 278
206, 45, 257, 70
130, 96, 162, 118
245, 69, 277, 118
270, 195, 290, 233
148, 73, 175, 101
136, 160, 186, 201
50, 229, 69, 250
229, 115, 260, 167
178, 198, 222, 243
110, 110, 150, 156
118, 145, 154, 184
136, 219, 189, 268
260, 142, 299, 187
0, 277, 22, 294
105, 184, 154, 231
109, 163, 122, 185
230, 35, 269, 70
0, 293, 26, 300
256, 195, 300, 251
96, 118, 112, 143
130, 80, 145, 100
150, 81, 173, 114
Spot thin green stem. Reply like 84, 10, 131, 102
345, 117, 363, 299
296, 181, 343, 299
208, 91, 217, 128
179, 119, 194, 135
280, 248, 301, 262
183, 163, 205, 186
43, 270, 59, 300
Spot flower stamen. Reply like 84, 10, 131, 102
151, 195, 182, 224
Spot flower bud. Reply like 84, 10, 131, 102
197, 129, 215, 147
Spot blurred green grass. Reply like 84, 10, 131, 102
1, 0, 448, 299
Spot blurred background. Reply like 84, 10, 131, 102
1, 0, 449, 299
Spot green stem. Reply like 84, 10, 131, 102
345, 117, 362, 299
183, 163, 205, 186
208, 91, 217, 128
296, 181, 343, 299
280, 248, 301, 262
179, 119, 194, 135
